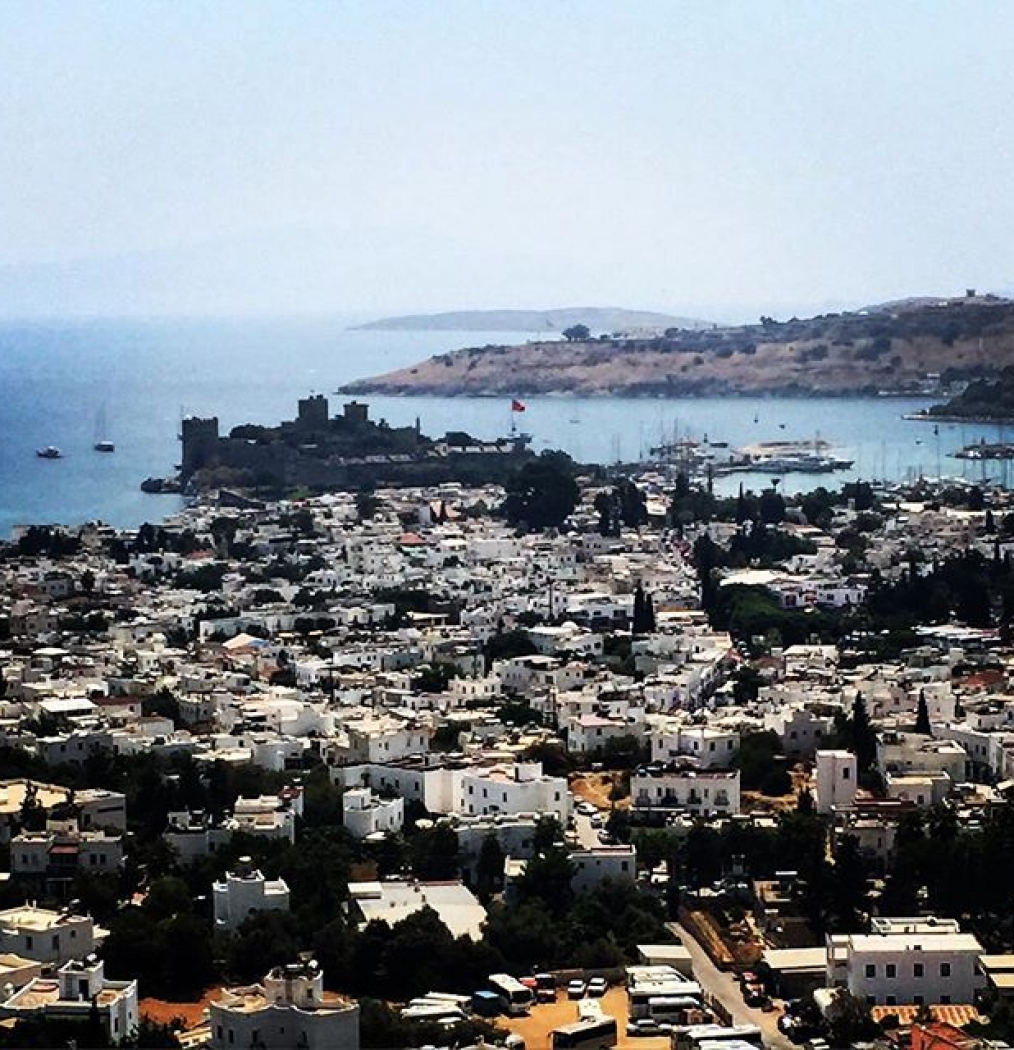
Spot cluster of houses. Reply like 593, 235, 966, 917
3, 473, 1014, 1046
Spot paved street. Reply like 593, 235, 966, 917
669, 922, 793, 1050
574, 809, 603, 848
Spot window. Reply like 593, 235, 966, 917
941, 995, 951, 1005
941, 963, 951, 977
914, 996, 924, 1006
865, 964, 876, 978
914, 963, 924, 978
886, 996, 896, 1007
842, 767, 851, 780
25, 936, 33, 950
886, 964, 897, 979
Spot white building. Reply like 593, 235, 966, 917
458, 762, 571, 823
651, 725, 740, 768
208, 959, 359, 1050
2, 956, 138, 1045
212, 859, 290, 932
347, 879, 486, 940
342, 788, 404, 839
885, 772, 952, 808
0, 903, 104, 965
826, 917, 984, 1006
571, 845, 637, 893
814, 750, 857, 815
876, 732, 967, 783
629, 767, 740, 815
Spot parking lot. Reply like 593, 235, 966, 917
500, 986, 670, 1049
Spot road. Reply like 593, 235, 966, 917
574, 809, 603, 849
669, 922, 793, 1050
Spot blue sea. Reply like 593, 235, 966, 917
0, 316, 1009, 538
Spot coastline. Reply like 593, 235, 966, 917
337, 385, 939, 400
905, 412, 1014, 424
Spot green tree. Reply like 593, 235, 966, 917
501, 451, 580, 530
562, 323, 591, 341
831, 834, 869, 931
475, 833, 505, 900
410, 824, 460, 880
515, 846, 575, 917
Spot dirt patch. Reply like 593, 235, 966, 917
680, 907, 761, 969
571, 772, 629, 811
500, 986, 669, 1049
140, 988, 220, 1028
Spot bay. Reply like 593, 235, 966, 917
0, 316, 1009, 538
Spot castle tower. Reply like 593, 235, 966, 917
297, 394, 330, 431
180, 417, 220, 477
343, 400, 369, 425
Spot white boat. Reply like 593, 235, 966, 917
36, 445, 62, 459
93, 406, 115, 452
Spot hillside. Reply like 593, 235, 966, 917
340, 297, 1014, 398
352, 306, 711, 333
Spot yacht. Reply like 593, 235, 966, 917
93, 407, 115, 452
36, 446, 63, 459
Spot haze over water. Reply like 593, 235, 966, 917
0, 317, 1009, 539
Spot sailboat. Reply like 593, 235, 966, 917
93, 406, 115, 453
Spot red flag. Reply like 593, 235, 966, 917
511, 399, 526, 413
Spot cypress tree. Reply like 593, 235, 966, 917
852, 692, 877, 775
914, 689, 932, 735
645, 590, 656, 632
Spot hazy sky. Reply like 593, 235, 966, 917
2, 1, 1013, 319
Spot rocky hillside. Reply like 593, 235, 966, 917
340, 296, 1014, 397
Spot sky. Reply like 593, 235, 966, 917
1, 1, 1013, 321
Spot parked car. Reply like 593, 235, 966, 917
586, 977, 608, 997
590, 814, 604, 828
567, 979, 587, 1000
534, 973, 556, 1003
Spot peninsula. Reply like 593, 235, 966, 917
341, 293, 1014, 398
352, 306, 711, 333
918, 366, 1014, 422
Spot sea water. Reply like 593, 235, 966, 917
0, 316, 1007, 537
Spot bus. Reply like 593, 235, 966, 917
647, 996, 707, 1025
488, 973, 534, 1016
674, 1023, 764, 1050
628, 981, 702, 1019
551, 1016, 618, 1049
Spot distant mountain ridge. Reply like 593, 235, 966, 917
341, 295, 1014, 398
352, 307, 712, 333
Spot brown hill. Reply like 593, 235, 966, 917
340, 296, 1014, 397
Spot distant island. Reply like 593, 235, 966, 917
340, 292, 1014, 398
352, 306, 712, 334
919, 366, 1014, 422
